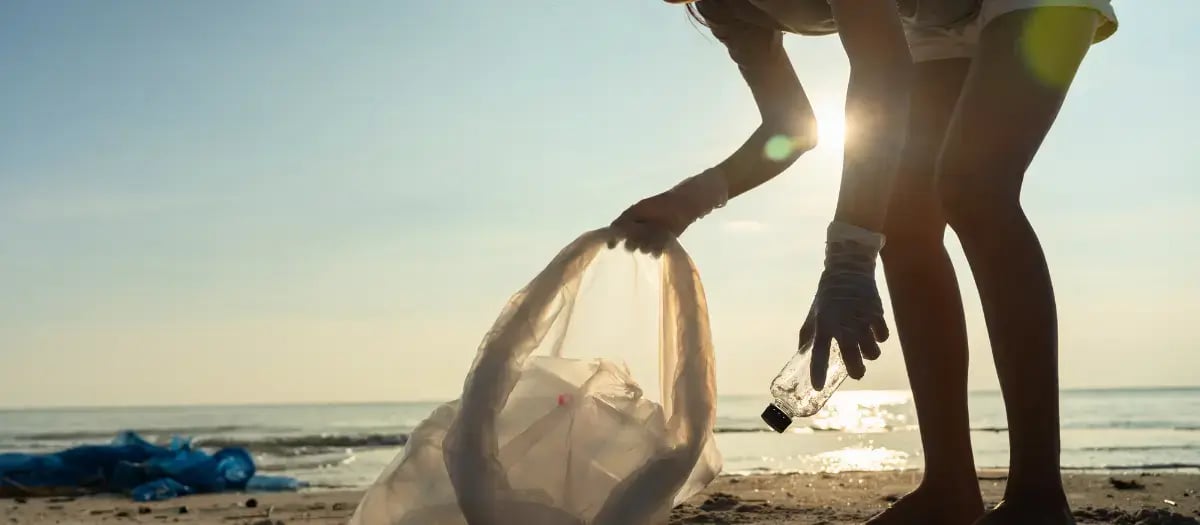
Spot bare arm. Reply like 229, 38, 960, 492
700, 3, 819, 199
827, 0, 914, 232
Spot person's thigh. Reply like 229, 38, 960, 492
936, 7, 1098, 214
981, 0, 1118, 45
881, 58, 969, 245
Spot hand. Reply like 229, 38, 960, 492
609, 191, 692, 256
797, 221, 890, 389
609, 168, 728, 256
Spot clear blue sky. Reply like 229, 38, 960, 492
1, 1, 1196, 407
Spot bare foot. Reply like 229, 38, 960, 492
866, 485, 984, 525
972, 499, 1074, 525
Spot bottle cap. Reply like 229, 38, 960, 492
761, 403, 793, 433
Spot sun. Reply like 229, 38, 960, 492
815, 104, 846, 149
762, 103, 848, 161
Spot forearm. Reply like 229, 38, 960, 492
834, 65, 913, 232
716, 115, 818, 200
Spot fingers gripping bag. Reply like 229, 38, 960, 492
351, 228, 722, 525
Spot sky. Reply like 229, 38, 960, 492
1, 1, 1197, 408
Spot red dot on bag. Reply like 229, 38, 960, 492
557, 394, 571, 406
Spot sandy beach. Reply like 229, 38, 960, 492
3, 470, 1196, 524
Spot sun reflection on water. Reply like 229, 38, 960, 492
815, 446, 910, 473
717, 390, 922, 473
808, 390, 913, 434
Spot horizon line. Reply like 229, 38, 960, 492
2, 384, 1198, 412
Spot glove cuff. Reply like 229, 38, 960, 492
826, 220, 886, 252
669, 167, 729, 221
823, 221, 884, 274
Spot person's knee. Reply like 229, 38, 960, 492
936, 161, 1024, 237
881, 202, 945, 265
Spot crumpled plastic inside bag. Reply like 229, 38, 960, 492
351, 228, 722, 525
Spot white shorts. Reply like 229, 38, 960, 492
905, 0, 1119, 63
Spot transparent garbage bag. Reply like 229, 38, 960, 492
351, 228, 722, 525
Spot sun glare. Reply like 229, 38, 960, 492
816, 104, 846, 149
763, 104, 847, 161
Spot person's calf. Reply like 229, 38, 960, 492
877, 223, 983, 525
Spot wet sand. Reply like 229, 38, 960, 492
3, 470, 1196, 524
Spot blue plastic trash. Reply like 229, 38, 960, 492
246, 475, 309, 492
0, 431, 302, 501
131, 478, 193, 502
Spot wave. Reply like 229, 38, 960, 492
196, 434, 408, 456
258, 456, 359, 472
1078, 444, 1199, 452
808, 426, 847, 433
13, 425, 292, 441
715, 424, 1200, 434
972, 427, 1008, 433
713, 428, 774, 434
714, 425, 909, 434
1062, 421, 1200, 431
31, 423, 1190, 442
713, 426, 849, 434
1061, 463, 1200, 471
5, 431, 408, 457
965, 424, 1200, 433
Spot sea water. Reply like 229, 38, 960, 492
2, 388, 1198, 488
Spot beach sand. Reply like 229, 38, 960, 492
3, 471, 1196, 524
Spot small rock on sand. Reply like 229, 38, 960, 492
1074, 506, 1199, 525
699, 492, 739, 512
1110, 477, 1147, 490
1123, 508, 1199, 525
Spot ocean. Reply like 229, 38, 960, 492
2, 388, 1197, 489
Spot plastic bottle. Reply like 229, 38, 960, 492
760, 342, 848, 432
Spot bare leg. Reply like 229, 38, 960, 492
934, 8, 1099, 524
867, 59, 981, 525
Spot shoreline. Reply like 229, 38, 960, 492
4, 470, 1197, 524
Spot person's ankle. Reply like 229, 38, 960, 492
916, 471, 985, 516
1001, 482, 1068, 510
921, 467, 984, 495
1004, 468, 1067, 504
867, 480, 984, 525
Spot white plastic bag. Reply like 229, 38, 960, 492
351, 228, 722, 525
